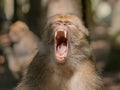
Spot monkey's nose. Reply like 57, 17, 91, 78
63, 23, 67, 26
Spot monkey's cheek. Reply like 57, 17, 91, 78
10, 35, 19, 43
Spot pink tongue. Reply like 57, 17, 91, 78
57, 44, 66, 56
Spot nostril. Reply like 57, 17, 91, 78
64, 23, 66, 26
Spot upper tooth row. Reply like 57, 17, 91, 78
64, 31, 67, 38
55, 30, 67, 38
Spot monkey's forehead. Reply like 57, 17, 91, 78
10, 21, 29, 32
10, 21, 25, 28
47, 14, 89, 36
48, 14, 82, 24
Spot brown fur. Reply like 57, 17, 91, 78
16, 14, 103, 90
7, 21, 40, 79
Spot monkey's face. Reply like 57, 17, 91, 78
9, 30, 21, 43
9, 21, 29, 43
53, 21, 69, 63
45, 14, 89, 64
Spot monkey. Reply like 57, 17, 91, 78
16, 14, 103, 90
3, 21, 40, 79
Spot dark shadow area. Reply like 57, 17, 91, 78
0, 61, 18, 90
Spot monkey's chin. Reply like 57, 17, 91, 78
54, 29, 68, 63
56, 49, 67, 63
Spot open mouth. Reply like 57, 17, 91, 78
55, 29, 68, 63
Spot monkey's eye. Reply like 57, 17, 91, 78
51, 22, 60, 28
68, 22, 73, 25
66, 21, 73, 25
55, 22, 61, 25
52, 21, 63, 27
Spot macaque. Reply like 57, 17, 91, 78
16, 14, 103, 90
4, 21, 40, 79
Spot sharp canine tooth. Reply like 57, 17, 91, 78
58, 29, 63, 31
55, 32, 57, 37
64, 31, 67, 38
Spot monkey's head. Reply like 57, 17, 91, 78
43, 14, 90, 64
9, 21, 30, 43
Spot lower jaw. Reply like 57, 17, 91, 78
55, 56, 67, 64
55, 47, 69, 63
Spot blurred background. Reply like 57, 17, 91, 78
0, 0, 120, 90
